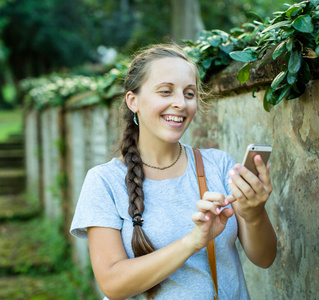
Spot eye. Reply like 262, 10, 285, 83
185, 91, 195, 99
159, 90, 171, 96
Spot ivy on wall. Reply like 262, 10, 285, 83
185, 0, 319, 111
20, 60, 129, 110
21, 0, 319, 111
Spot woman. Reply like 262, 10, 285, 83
70, 44, 277, 300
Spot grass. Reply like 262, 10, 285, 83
0, 108, 23, 142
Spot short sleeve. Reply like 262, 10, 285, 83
70, 168, 123, 239
223, 153, 236, 196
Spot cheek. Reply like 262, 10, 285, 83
189, 101, 197, 117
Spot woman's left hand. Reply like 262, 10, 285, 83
228, 154, 273, 223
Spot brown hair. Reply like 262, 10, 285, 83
120, 44, 202, 298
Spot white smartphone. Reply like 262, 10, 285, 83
242, 144, 272, 176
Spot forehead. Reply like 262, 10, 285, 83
144, 57, 196, 86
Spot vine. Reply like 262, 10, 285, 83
20, 58, 129, 110
184, 0, 319, 111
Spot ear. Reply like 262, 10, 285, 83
126, 91, 138, 113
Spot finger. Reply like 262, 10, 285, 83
229, 168, 257, 199
225, 194, 237, 203
228, 177, 248, 202
254, 155, 271, 185
253, 156, 273, 194
219, 208, 234, 225
197, 199, 221, 215
202, 191, 228, 206
192, 211, 209, 224
234, 164, 268, 195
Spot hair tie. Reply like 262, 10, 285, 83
132, 213, 144, 227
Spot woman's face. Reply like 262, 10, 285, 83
129, 57, 198, 145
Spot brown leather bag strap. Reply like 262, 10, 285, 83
193, 148, 218, 299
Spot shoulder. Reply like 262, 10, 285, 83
185, 145, 235, 166
88, 158, 127, 180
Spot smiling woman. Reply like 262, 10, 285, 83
70, 44, 277, 300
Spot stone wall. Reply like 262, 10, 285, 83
24, 70, 319, 300
190, 81, 319, 299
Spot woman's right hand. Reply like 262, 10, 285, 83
189, 192, 235, 251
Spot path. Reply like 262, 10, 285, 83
0, 135, 88, 299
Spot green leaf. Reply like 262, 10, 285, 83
262, 20, 291, 33
286, 37, 294, 52
271, 71, 287, 89
286, 82, 306, 100
281, 28, 295, 39
292, 15, 314, 33
208, 36, 223, 47
210, 30, 229, 40
287, 72, 297, 84
264, 87, 277, 105
258, 33, 272, 44
272, 41, 286, 60
200, 44, 211, 53
198, 67, 206, 80
315, 31, 319, 44
263, 89, 271, 112
299, 61, 311, 84
230, 27, 244, 36
275, 84, 291, 105
237, 64, 251, 83
229, 50, 257, 63
310, 0, 319, 6
202, 57, 213, 69
288, 48, 302, 74
220, 42, 234, 54
286, 6, 302, 18
316, 45, 319, 56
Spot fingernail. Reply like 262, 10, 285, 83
256, 155, 262, 161
205, 215, 210, 221
229, 170, 236, 176
229, 178, 233, 184
216, 208, 221, 214
235, 164, 242, 171
224, 199, 229, 205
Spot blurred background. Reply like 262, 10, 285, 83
0, 0, 297, 299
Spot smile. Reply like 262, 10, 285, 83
163, 115, 184, 123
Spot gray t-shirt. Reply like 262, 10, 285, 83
70, 145, 250, 300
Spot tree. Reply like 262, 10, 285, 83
170, 0, 204, 41
1, 0, 98, 78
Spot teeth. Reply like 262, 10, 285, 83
164, 116, 184, 122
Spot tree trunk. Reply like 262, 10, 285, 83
170, 0, 204, 42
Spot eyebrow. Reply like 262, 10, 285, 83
155, 82, 196, 88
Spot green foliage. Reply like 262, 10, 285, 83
183, 21, 267, 80
21, 1, 319, 112
0, 108, 22, 142
199, 0, 294, 32
20, 57, 129, 110
0, 0, 100, 78
0, 216, 97, 299
185, 0, 319, 111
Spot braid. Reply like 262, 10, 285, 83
120, 44, 201, 299
121, 111, 160, 299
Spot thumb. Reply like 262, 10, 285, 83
219, 208, 234, 225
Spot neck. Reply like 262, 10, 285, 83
138, 139, 181, 168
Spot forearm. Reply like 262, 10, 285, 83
238, 209, 277, 268
95, 234, 197, 300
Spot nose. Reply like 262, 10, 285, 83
172, 91, 186, 109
